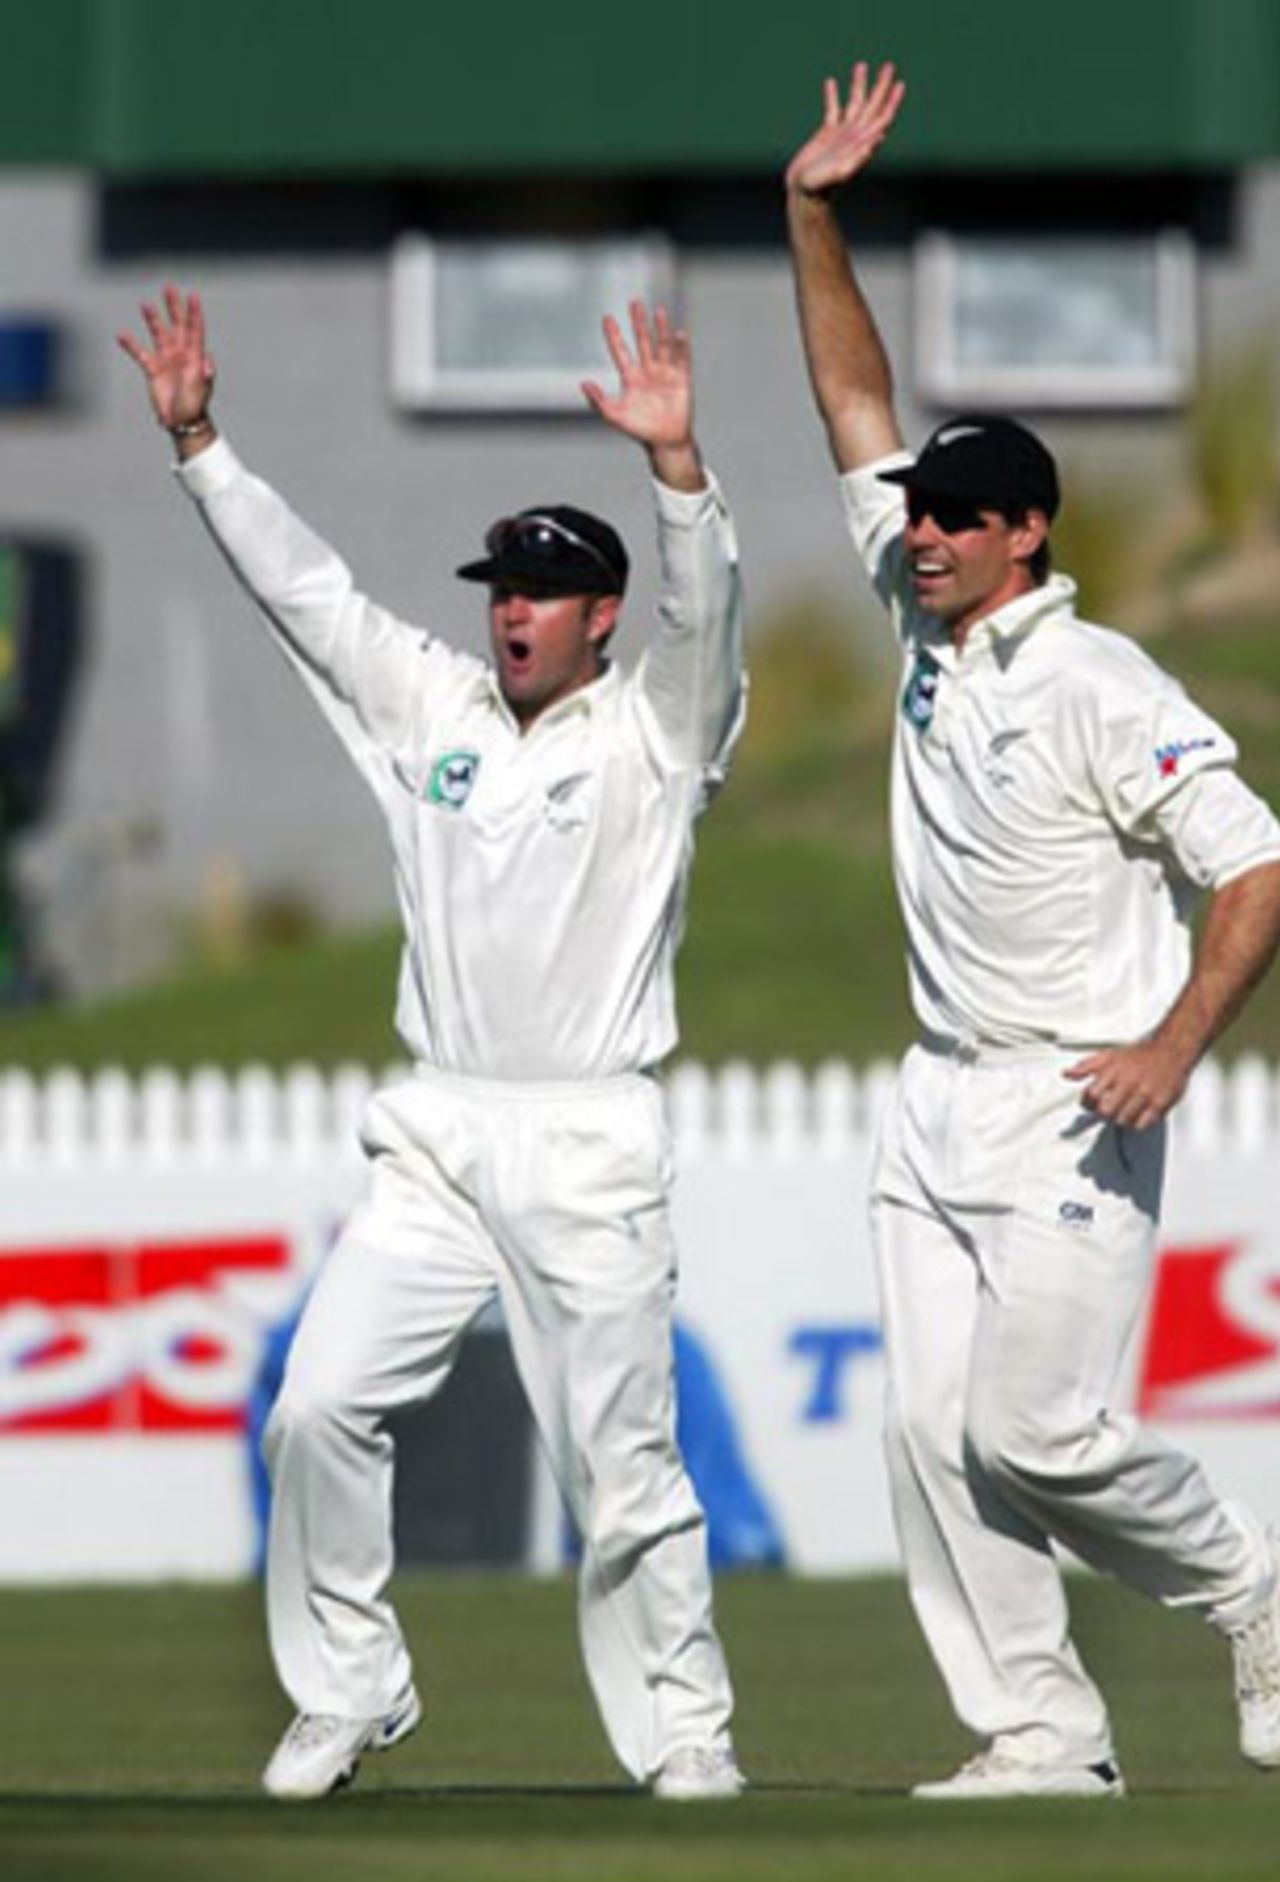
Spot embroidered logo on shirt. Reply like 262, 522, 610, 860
1059, 1200, 1095, 1230
901, 649, 941, 732
543, 771, 593, 832
1155, 736, 1215, 779
427, 749, 481, 809
982, 726, 1030, 789
989, 728, 1030, 757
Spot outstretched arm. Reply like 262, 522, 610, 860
116, 284, 437, 759
581, 301, 705, 493
586, 304, 743, 774
1066, 860, 1280, 1130
117, 286, 219, 462
786, 61, 906, 473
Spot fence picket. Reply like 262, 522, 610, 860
0, 1059, 1271, 1165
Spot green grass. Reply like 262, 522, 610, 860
0, 925, 405, 1075
0, 807, 921, 1077
4, 800, 1279, 1073
0, 1574, 1277, 1881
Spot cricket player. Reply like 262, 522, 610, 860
118, 290, 746, 1803
786, 64, 1280, 1799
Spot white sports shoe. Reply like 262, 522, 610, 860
913, 1747, 1125, 1801
652, 1742, 746, 1801
262, 1689, 422, 1800
1227, 1557, 1280, 1767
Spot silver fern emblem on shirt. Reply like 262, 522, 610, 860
983, 727, 1030, 788
543, 772, 593, 831
989, 728, 1029, 757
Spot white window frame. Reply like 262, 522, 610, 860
389, 233, 674, 413
915, 228, 1197, 409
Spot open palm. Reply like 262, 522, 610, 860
581, 301, 693, 450
117, 285, 215, 428
786, 61, 905, 197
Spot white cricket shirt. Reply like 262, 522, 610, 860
179, 438, 744, 1081
843, 455, 1280, 1049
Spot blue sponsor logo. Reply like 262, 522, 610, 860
789, 1323, 884, 1422
1155, 736, 1215, 779
1059, 1199, 1095, 1229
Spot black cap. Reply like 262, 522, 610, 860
878, 415, 1060, 520
456, 505, 629, 595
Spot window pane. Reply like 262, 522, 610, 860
391, 236, 671, 411
916, 231, 1194, 407
953, 241, 1163, 372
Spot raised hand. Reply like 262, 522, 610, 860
786, 61, 905, 199
117, 285, 215, 432
582, 301, 703, 492
582, 302, 694, 449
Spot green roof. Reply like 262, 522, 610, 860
6, 0, 1280, 175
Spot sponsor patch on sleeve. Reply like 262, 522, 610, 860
1154, 736, 1216, 779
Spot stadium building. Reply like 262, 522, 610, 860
1, 0, 1278, 991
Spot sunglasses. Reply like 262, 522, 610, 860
905, 491, 994, 535
485, 513, 621, 587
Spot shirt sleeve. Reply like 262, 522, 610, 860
838, 452, 915, 631
1086, 656, 1280, 886
175, 437, 453, 758
633, 469, 746, 794
1153, 768, 1280, 890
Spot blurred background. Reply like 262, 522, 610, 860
0, 0, 1279, 1590
0, 0, 1277, 1070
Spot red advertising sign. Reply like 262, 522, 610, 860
0, 1236, 292, 1433
1138, 1241, 1280, 1420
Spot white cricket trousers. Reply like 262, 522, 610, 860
262, 1064, 734, 1782
872, 1040, 1272, 1767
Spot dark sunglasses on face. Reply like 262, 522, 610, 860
485, 513, 621, 587
905, 491, 993, 535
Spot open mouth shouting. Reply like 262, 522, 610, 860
499, 632, 533, 679
486, 585, 617, 727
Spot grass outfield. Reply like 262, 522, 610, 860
3, 812, 1280, 1073
0, 829, 920, 1074
1, 1574, 1278, 1881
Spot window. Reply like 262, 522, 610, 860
390, 235, 673, 412
915, 230, 1196, 408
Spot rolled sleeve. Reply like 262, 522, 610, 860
1082, 659, 1280, 886
1091, 679, 1238, 837
1157, 768, 1280, 891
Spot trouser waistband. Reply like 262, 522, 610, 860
409, 1062, 655, 1105
917, 1031, 1090, 1068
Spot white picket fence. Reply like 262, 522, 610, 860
0, 1054, 1276, 1164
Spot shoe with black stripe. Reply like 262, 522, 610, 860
913, 1746, 1125, 1800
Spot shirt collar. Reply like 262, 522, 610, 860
964, 573, 1077, 662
